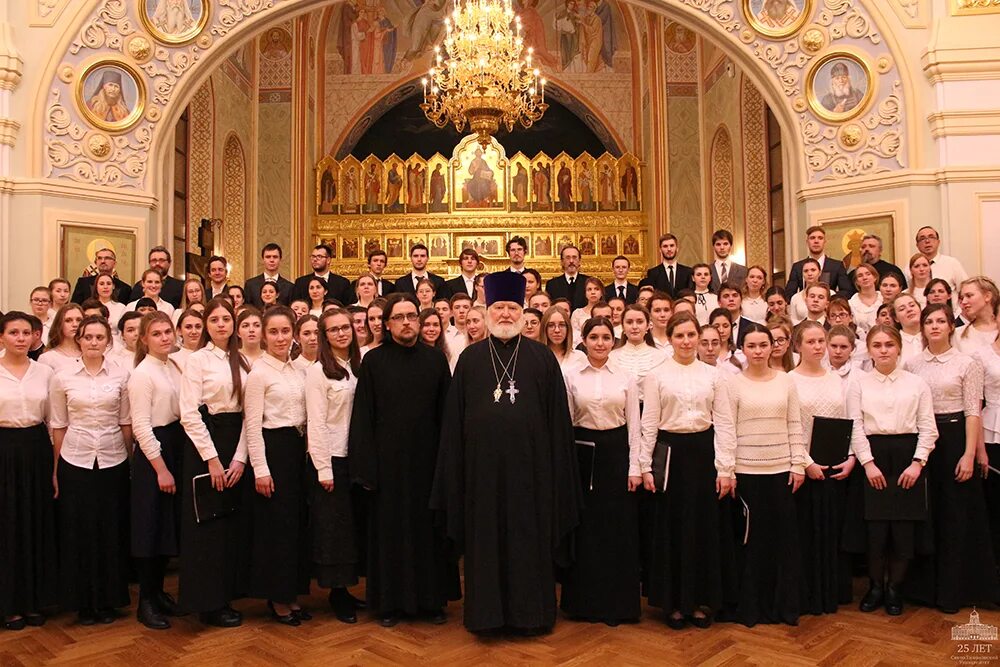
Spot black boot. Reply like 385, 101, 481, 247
859, 582, 884, 613
329, 588, 357, 624
885, 584, 903, 616
137, 599, 170, 630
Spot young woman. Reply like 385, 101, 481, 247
789, 259, 822, 325
765, 286, 789, 322
523, 268, 542, 306
236, 307, 264, 367
360, 298, 386, 358
291, 315, 320, 370
715, 322, 806, 627
306, 277, 327, 317
347, 306, 370, 348
0, 312, 57, 631
29, 286, 53, 342
891, 293, 923, 364
561, 317, 641, 626
473, 274, 486, 307
907, 254, 932, 307
179, 277, 206, 315
790, 321, 858, 615
904, 304, 999, 613
849, 263, 883, 338
259, 282, 280, 311
827, 325, 862, 381
977, 335, 1000, 568
305, 309, 364, 624
522, 307, 543, 342
875, 303, 894, 327
878, 272, 904, 304
608, 297, 626, 340
245, 306, 309, 626
419, 308, 450, 361
926, 278, 955, 310
709, 308, 745, 374
648, 293, 673, 351
171, 308, 205, 371
570, 277, 605, 341
415, 279, 437, 313
697, 324, 724, 367
767, 316, 795, 372
741, 266, 769, 323
177, 298, 251, 627
93, 273, 127, 334
353, 274, 378, 308
128, 312, 187, 629
691, 264, 718, 326
226, 285, 246, 311
847, 324, 937, 616
127, 270, 175, 317
540, 305, 580, 367
47, 278, 71, 316
463, 305, 487, 347
290, 299, 309, 321
955, 276, 999, 355
641, 312, 731, 629
38, 303, 83, 374
609, 304, 666, 401
50, 315, 132, 625
107, 311, 142, 370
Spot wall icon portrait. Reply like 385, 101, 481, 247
140, 0, 210, 45
806, 52, 874, 122
76, 61, 146, 132
744, 0, 811, 40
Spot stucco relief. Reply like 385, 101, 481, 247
187, 80, 214, 252
222, 133, 246, 282
710, 126, 735, 234
741, 76, 769, 269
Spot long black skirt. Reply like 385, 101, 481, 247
0, 424, 57, 617
249, 427, 309, 603
907, 416, 1000, 608
984, 443, 1000, 564
646, 429, 724, 616
310, 456, 359, 589
132, 421, 186, 558
864, 434, 934, 560
733, 472, 800, 627
57, 458, 131, 611
178, 410, 249, 613
560, 425, 640, 623
795, 472, 852, 614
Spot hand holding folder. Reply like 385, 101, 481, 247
192, 472, 240, 523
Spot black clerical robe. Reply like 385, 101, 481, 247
348, 342, 460, 615
432, 335, 582, 632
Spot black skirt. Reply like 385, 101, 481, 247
249, 427, 310, 603
178, 410, 249, 613
907, 415, 1000, 608
131, 421, 186, 558
0, 424, 57, 617
646, 428, 724, 615
733, 472, 801, 627
795, 471, 852, 614
986, 442, 1000, 561
560, 425, 640, 623
57, 457, 131, 611
864, 434, 934, 559
310, 456, 359, 588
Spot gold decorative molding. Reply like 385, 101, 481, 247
951, 0, 1000, 15
887, 0, 929, 28
927, 109, 1000, 138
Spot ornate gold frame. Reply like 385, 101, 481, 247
138, 0, 211, 46
75, 59, 147, 133
743, 0, 813, 40
805, 50, 875, 124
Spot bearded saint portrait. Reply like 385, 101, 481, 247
819, 61, 865, 115
151, 0, 196, 36
86, 69, 132, 123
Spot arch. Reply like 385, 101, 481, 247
222, 133, 247, 283
709, 125, 735, 236
187, 77, 214, 253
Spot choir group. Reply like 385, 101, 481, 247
2, 223, 999, 636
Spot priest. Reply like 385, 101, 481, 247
432, 271, 582, 635
349, 292, 460, 627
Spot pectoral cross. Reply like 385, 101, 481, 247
506, 379, 519, 404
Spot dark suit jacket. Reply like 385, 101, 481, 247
245, 274, 294, 308
604, 282, 639, 305
129, 275, 184, 309
444, 275, 476, 299
395, 272, 449, 298
640, 263, 693, 299
733, 316, 756, 349
784, 256, 854, 300
545, 273, 591, 310
292, 273, 353, 306
710, 262, 748, 293
72, 275, 131, 305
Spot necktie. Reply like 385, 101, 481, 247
569, 276, 575, 286
720, 263, 728, 284
667, 265, 674, 291
617, 285, 625, 299
414, 275, 421, 290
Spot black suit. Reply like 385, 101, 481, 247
244, 274, 294, 308
640, 263, 693, 299
395, 272, 449, 298
732, 316, 756, 349
444, 275, 476, 299
129, 275, 184, 309
604, 282, 639, 305
71, 274, 131, 305
292, 272, 353, 306
784, 256, 854, 300
545, 273, 591, 310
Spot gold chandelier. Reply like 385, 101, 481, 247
420, 0, 548, 148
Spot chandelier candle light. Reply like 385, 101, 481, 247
420, 0, 548, 148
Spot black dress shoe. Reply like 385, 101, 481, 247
78, 609, 97, 626
137, 599, 170, 630
154, 592, 183, 617
223, 603, 242, 619
665, 614, 687, 630
603, 619, 620, 628
379, 613, 400, 628
885, 585, 903, 616
199, 608, 242, 628
24, 613, 46, 627
859, 584, 884, 613
268, 601, 301, 627
329, 590, 357, 624
292, 607, 312, 622
348, 592, 367, 610
96, 608, 117, 625
4, 617, 26, 631
425, 609, 447, 625
690, 615, 712, 629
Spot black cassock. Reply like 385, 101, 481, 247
432, 335, 582, 632
349, 342, 460, 615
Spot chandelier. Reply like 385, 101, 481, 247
420, 0, 548, 148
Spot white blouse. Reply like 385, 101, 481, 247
103, 300, 127, 333
741, 296, 768, 324
905, 348, 983, 417
0, 361, 53, 427
955, 324, 999, 356
179, 343, 249, 464
790, 370, 862, 467
693, 291, 719, 326
789, 291, 808, 325
305, 360, 356, 482
848, 292, 882, 337
169, 347, 194, 372
127, 297, 175, 318
900, 330, 923, 365
609, 343, 667, 402
291, 356, 315, 372
564, 361, 641, 477
106, 345, 136, 371
640, 357, 730, 475
444, 326, 467, 362
244, 353, 306, 480
976, 345, 1000, 443
37, 348, 81, 375
49, 359, 131, 469
128, 355, 182, 461
846, 367, 938, 465
570, 307, 591, 342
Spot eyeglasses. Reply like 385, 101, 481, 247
773, 337, 789, 345
915, 234, 937, 242
389, 312, 419, 322
310, 253, 329, 260
325, 324, 353, 334
546, 322, 567, 330
31, 298, 51, 304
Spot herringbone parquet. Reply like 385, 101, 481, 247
0, 577, 995, 666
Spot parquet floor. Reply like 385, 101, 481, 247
1, 577, 996, 666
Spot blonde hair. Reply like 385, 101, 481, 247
958, 276, 1000, 341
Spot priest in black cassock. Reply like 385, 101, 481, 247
432, 271, 582, 635
348, 292, 460, 627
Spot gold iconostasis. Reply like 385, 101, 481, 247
313, 134, 646, 282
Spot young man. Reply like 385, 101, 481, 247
445, 292, 472, 358
801, 282, 831, 326
352, 249, 395, 298
783, 225, 853, 300
708, 229, 747, 292
445, 248, 479, 298
506, 236, 528, 274
71, 247, 132, 305
718, 282, 755, 349
640, 234, 693, 299
293, 243, 352, 305
544, 245, 591, 310
205, 255, 230, 299
603, 255, 638, 304
528, 292, 552, 312
129, 246, 184, 308
245, 243, 294, 308
394, 243, 448, 297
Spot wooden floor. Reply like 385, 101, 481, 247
1, 578, 996, 666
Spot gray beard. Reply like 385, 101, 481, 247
487, 317, 525, 340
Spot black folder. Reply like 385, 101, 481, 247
810, 416, 853, 468
651, 441, 670, 492
192, 473, 239, 524
575, 440, 596, 492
